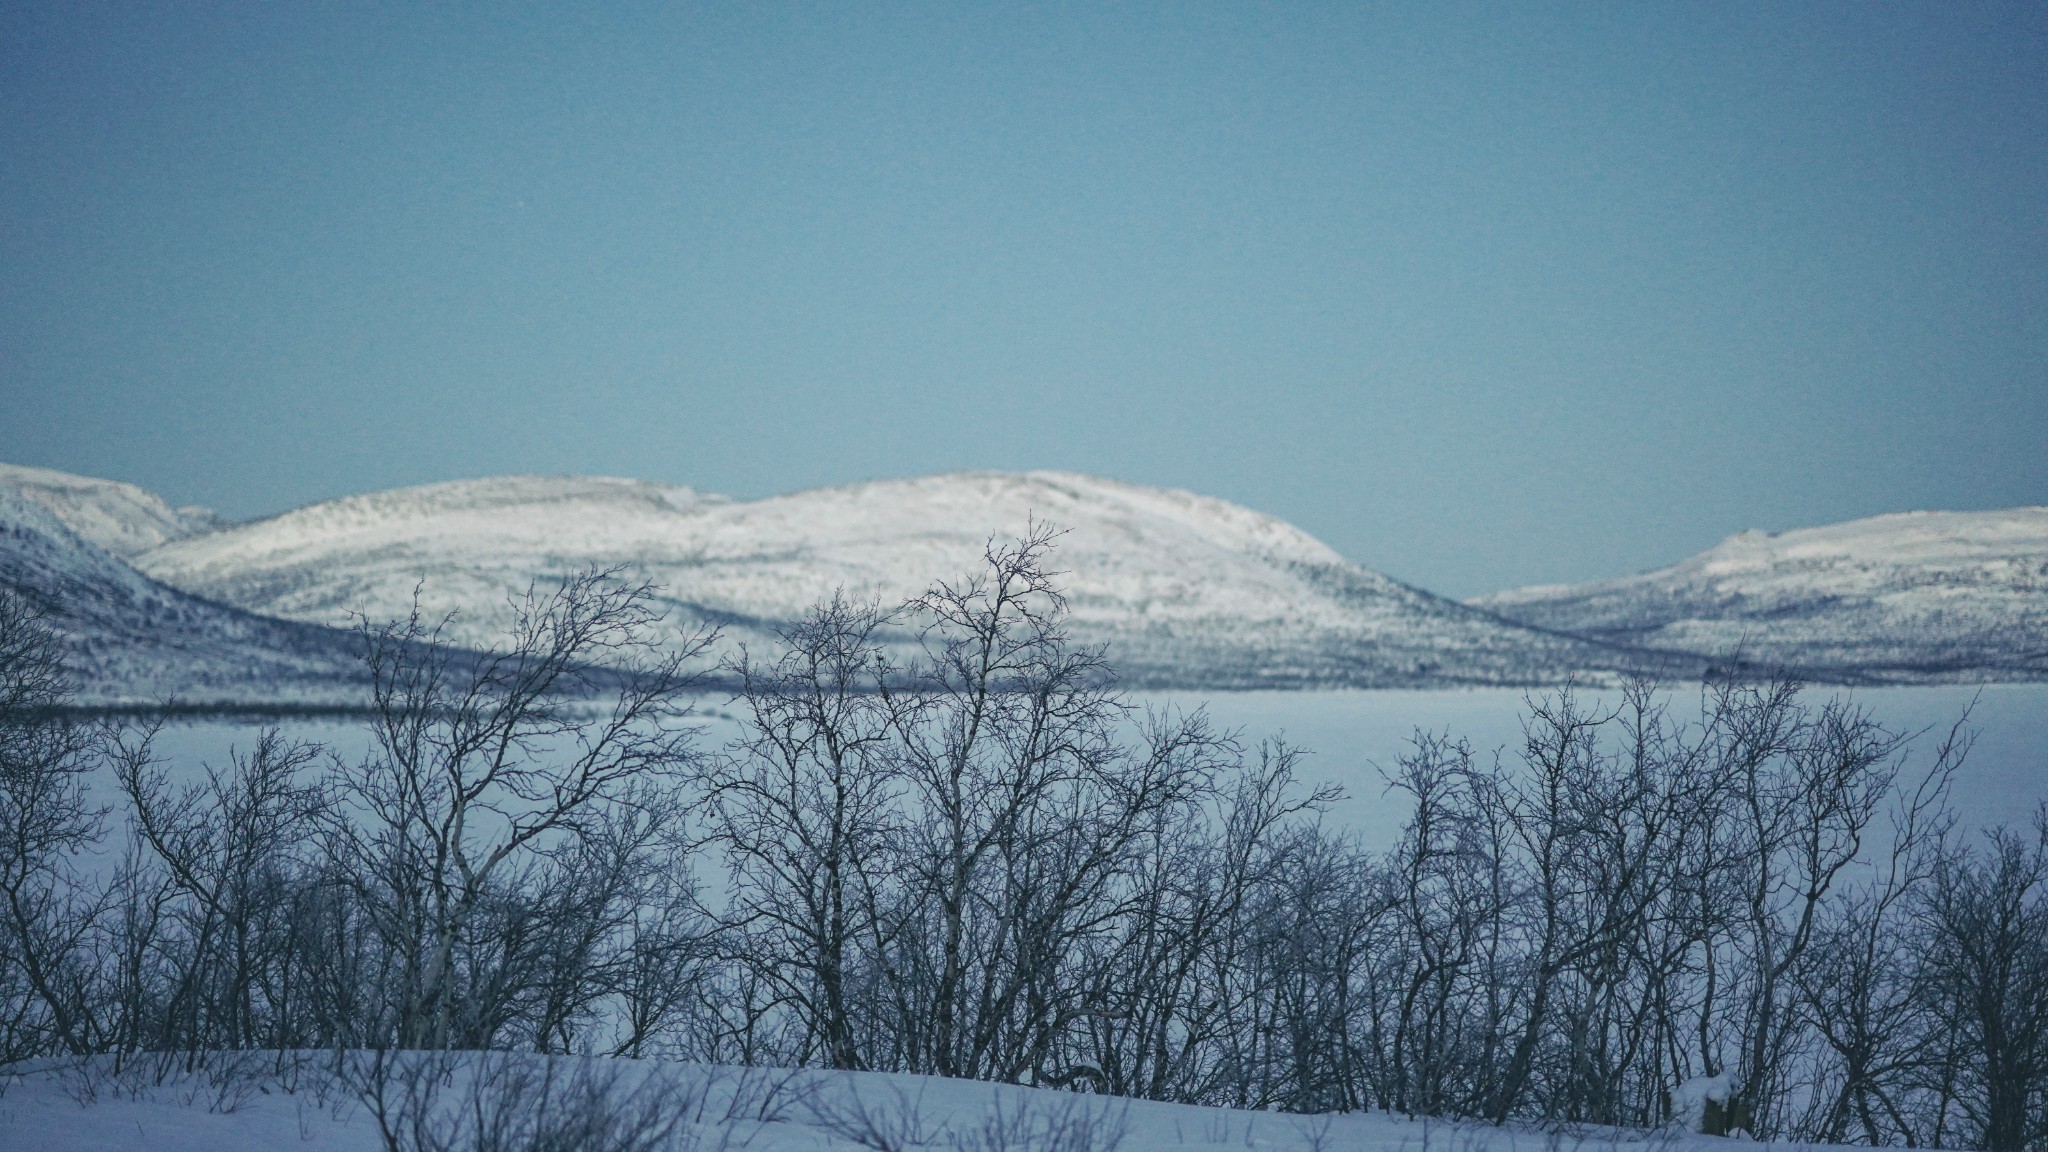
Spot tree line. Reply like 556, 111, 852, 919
3, 528, 2045, 1149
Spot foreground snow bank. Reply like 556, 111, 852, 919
0, 1052, 1733, 1152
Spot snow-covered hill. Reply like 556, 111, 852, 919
0, 462, 220, 557
13, 463, 2041, 695
133, 471, 1667, 689
0, 485, 368, 708
1473, 508, 2048, 682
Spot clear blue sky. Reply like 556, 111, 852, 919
3, 3, 2043, 597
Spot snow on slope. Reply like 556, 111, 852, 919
1473, 508, 2048, 682
0, 1054, 1728, 1152
136, 471, 1668, 689
0, 463, 219, 557
0, 485, 368, 708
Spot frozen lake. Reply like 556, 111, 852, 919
136, 683, 2046, 853
1153, 683, 2048, 848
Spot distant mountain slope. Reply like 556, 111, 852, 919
1473, 509, 2048, 682
0, 485, 368, 708
134, 471, 1671, 689
0, 463, 220, 557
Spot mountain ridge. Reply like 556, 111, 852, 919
9, 462, 2040, 701
0, 462, 221, 557
132, 469, 1675, 690
0, 484, 371, 708
1472, 507, 2048, 682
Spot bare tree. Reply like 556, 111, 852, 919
874, 526, 1228, 1082
12, 541, 2036, 1150
1378, 730, 1499, 1117
1084, 737, 1335, 1106
1709, 681, 1904, 1135
0, 589, 118, 1060
327, 568, 715, 1049
1794, 714, 1966, 1144
116, 728, 327, 1060
1924, 812, 2048, 1152
709, 593, 900, 1070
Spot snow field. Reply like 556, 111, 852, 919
0, 1052, 1752, 1152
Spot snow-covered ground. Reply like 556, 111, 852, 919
0, 1052, 1740, 1152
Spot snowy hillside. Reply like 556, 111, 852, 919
1473, 508, 2048, 682
0, 462, 220, 557
13, 462, 2039, 695
0, 1053, 1733, 1152
132, 470, 1671, 689
0, 485, 368, 708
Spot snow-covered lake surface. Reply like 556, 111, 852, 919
134, 684, 2047, 853
1158, 683, 2048, 848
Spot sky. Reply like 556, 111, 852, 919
2, 3, 2044, 599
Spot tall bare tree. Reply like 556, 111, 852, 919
328, 568, 714, 1049
709, 593, 900, 1069
0, 589, 111, 1059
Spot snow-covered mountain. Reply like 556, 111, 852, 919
12, 463, 2040, 697
0, 462, 221, 557
132, 471, 1668, 689
1473, 508, 2048, 682
0, 484, 368, 708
